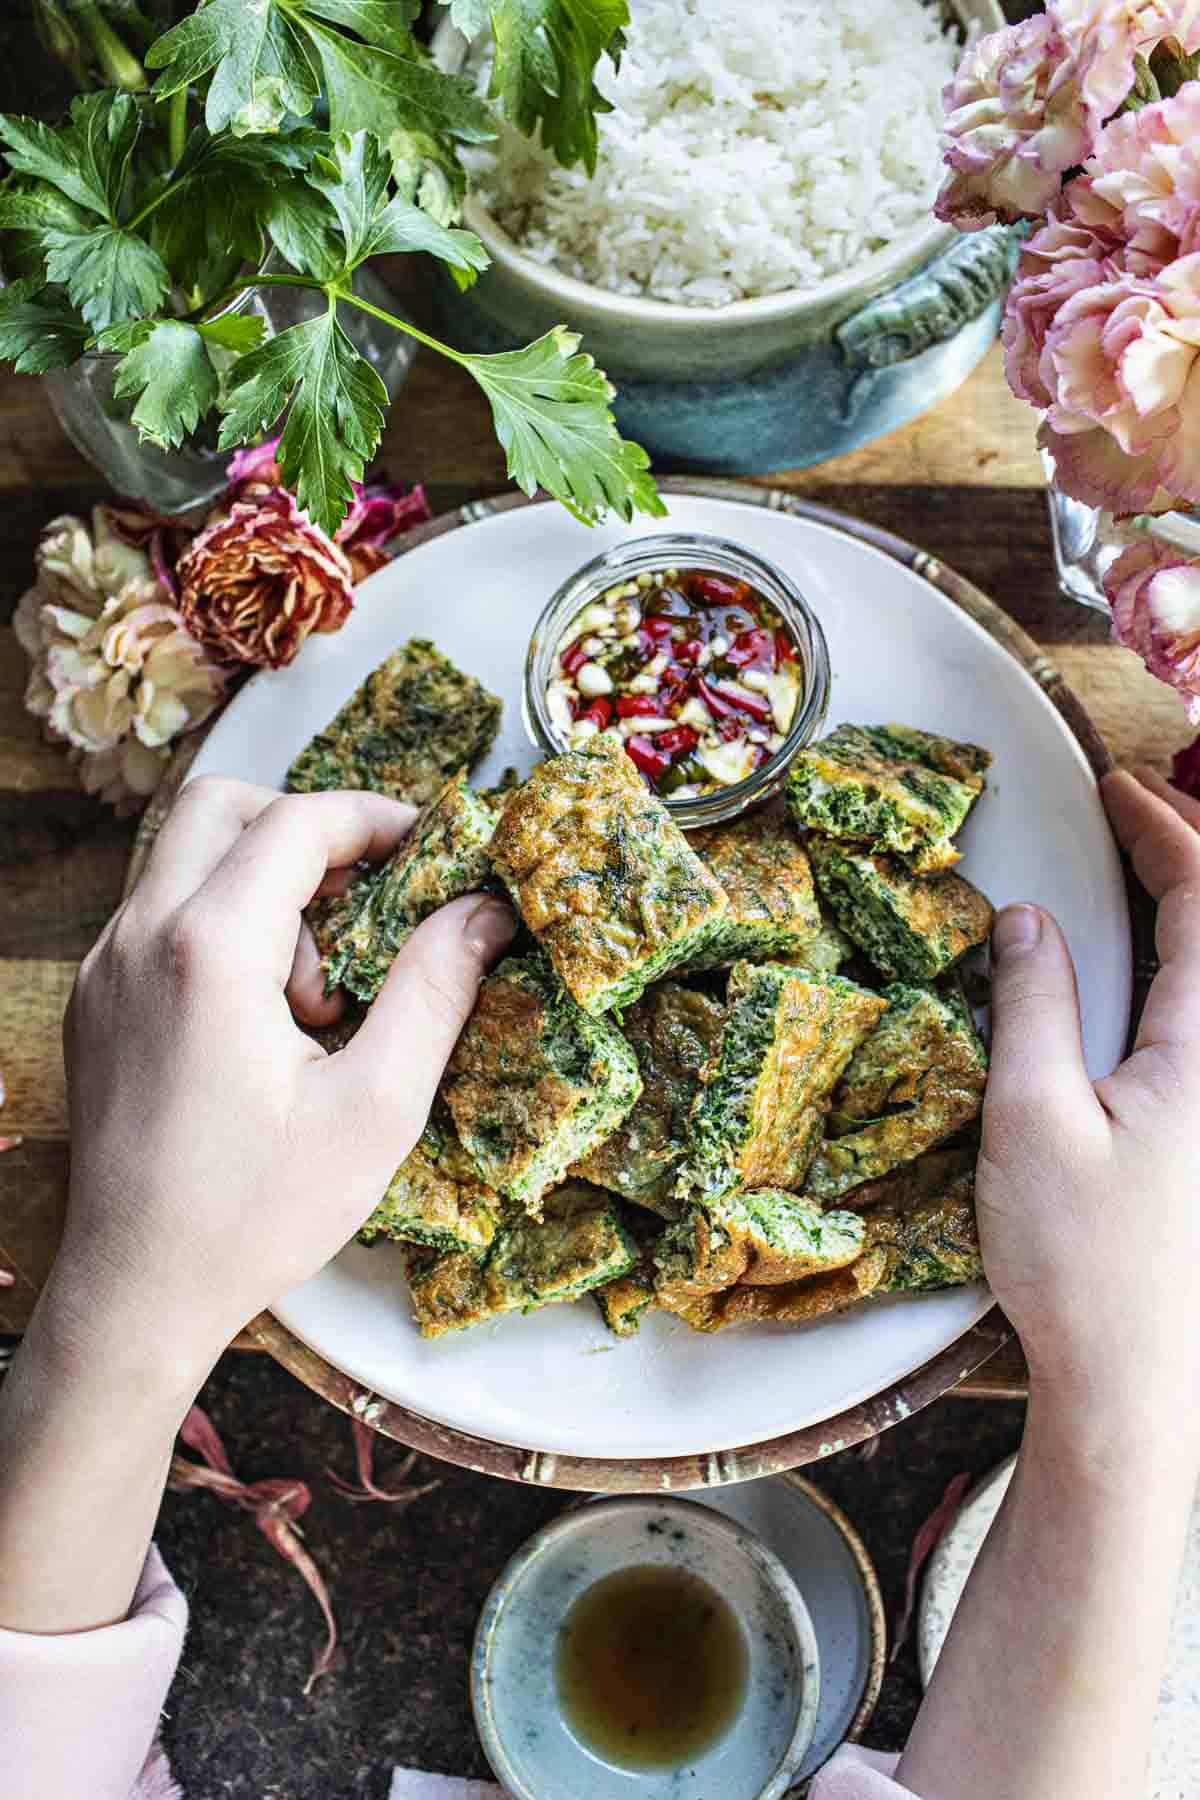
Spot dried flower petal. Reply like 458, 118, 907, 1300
1171, 731, 1200, 795
169, 1405, 337, 1693
0, 1267, 15, 1287
326, 1416, 441, 1506
891, 1470, 973, 1663
177, 491, 355, 670
1105, 540, 1200, 719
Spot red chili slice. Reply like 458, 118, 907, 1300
626, 735, 671, 781
579, 698, 613, 730
616, 693, 662, 718
691, 574, 742, 607
656, 725, 698, 755
697, 677, 771, 725
676, 638, 704, 664
560, 637, 590, 676
725, 628, 776, 672
775, 629, 796, 663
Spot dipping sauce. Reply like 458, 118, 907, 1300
555, 1563, 749, 1771
545, 566, 803, 798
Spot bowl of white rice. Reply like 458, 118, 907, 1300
432, 0, 1012, 473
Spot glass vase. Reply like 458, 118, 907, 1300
1045, 450, 1200, 612
42, 267, 416, 519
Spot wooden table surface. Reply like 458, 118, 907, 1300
0, 334, 1188, 1400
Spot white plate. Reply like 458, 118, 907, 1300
188, 492, 1131, 1461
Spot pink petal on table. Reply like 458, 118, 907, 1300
169, 1405, 338, 1692
890, 1470, 973, 1663
0, 1138, 21, 1153
0, 1267, 15, 1288
326, 1416, 441, 1506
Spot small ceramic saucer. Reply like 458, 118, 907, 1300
920, 1457, 1200, 1797
672, 1475, 886, 1781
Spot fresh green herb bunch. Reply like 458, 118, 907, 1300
0, 1, 664, 537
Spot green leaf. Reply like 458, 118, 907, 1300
308, 129, 392, 266
0, 277, 88, 373
298, 0, 422, 51
488, 0, 628, 172
387, 125, 467, 226
147, 0, 320, 136
0, 91, 141, 219
43, 222, 170, 331
99, 318, 220, 450
267, 180, 344, 280
442, 0, 489, 37
295, 19, 494, 142
460, 327, 663, 525
363, 192, 488, 283
218, 307, 389, 535
197, 312, 270, 353
0, 179, 90, 236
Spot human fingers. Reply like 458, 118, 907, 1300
1131, 763, 1200, 835
1102, 768, 1200, 901
286, 921, 345, 1028
191, 792, 417, 976
983, 905, 1097, 1145
325, 894, 515, 1140
1101, 771, 1200, 1058
129, 776, 278, 916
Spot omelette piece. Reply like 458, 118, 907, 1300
593, 1207, 663, 1338
309, 773, 497, 1002
287, 638, 501, 802
405, 1182, 637, 1337
571, 982, 725, 1217
806, 984, 988, 1201
358, 1101, 502, 1255
776, 916, 854, 978
443, 954, 642, 1215
682, 964, 887, 1201
685, 809, 822, 971
660, 1163, 981, 1332
655, 1190, 865, 1311
488, 733, 729, 1015
786, 722, 990, 871
838, 1145, 977, 1214
809, 838, 993, 983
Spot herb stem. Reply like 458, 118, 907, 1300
166, 86, 187, 167
75, 2, 146, 91
338, 286, 467, 366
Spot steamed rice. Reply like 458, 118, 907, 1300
466, 0, 961, 306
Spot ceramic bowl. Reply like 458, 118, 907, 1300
431, 0, 1011, 474
472, 1496, 821, 1799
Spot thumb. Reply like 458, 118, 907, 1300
984, 904, 1092, 1136
328, 892, 516, 1139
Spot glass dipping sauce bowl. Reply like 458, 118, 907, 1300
524, 532, 831, 828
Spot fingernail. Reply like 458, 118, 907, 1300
992, 904, 1042, 960
464, 896, 516, 959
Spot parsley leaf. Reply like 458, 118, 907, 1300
218, 308, 389, 535
0, 278, 88, 373
298, 0, 422, 52
0, 92, 141, 219
43, 222, 170, 331
443, 0, 490, 35
387, 125, 467, 225
101, 319, 220, 449
297, 20, 493, 143
484, 0, 629, 172
267, 182, 344, 282
147, 1, 319, 136
307, 130, 487, 280
460, 327, 663, 524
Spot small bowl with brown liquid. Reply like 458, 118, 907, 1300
471, 1496, 821, 1798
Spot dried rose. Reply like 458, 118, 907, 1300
937, 16, 1091, 230
227, 435, 430, 582
176, 489, 355, 670
1105, 539, 1200, 720
1171, 730, 1200, 795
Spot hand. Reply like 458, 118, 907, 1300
977, 766, 1200, 1451
51, 776, 515, 1388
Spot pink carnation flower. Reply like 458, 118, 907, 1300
1082, 83, 1200, 255
1002, 203, 1117, 406
1054, 0, 1200, 123
937, 16, 1091, 230
1104, 539, 1200, 720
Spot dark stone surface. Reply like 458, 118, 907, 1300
156, 1352, 1025, 1799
